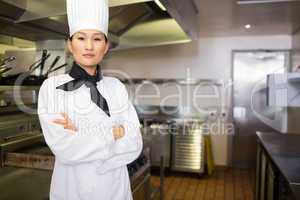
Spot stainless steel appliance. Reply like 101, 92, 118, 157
267, 72, 300, 134
0, 84, 50, 199
232, 50, 289, 168
142, 122, 172, 168
0, 86, 43, 168
171, 120, 205, 174
137, 105, 205, 174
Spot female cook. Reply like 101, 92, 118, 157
37, 0, 143, 199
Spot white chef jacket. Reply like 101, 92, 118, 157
37, 74, 143, 200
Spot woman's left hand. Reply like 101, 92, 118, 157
112, 125, 125, 140
52, 113, 77, 132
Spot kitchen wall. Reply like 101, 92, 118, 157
0, 37, 35, 59
0, 44, 19, 55
292, 29, 300, 51
102, 35, 292, 166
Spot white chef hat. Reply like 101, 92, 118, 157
67, 0, 109, 37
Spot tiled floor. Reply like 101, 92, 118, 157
151, 168, 255, 200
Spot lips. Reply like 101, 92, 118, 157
83, 53, 95, 58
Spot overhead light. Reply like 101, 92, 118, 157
154, 0, 167, 11
244, 24, 251, 29
49, 16, 61, 21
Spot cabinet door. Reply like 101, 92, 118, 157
278, 175, 295, 200
256, 145, 278, 200
260, 152, 267, 200
256, 144, 262, 200
267, 163, 276, 200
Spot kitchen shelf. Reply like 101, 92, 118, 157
287, 73, 300, 83
120, 78, 223, 86
268, 73, 300, 107
0, 85, 40, 93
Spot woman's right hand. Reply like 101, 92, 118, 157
112, 125, 125, 140
52, 112, 77, 132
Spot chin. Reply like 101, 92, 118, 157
79, 60, 99, 68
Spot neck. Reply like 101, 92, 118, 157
79, 64, 97, 76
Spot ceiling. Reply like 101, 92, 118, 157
195, 0, 300, 37
0, 0, 198, 49
1, 0, 300, 50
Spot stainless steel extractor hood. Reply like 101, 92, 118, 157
0, 0, 198, 50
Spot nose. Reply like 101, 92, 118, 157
85, 39, 93, 50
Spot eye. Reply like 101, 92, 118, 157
94, 38, 102, 41
77, 37, 85, 41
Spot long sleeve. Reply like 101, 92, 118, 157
38, 78, 116, 165
96, 81, 143, 174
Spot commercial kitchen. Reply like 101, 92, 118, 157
1, 0, 300, 199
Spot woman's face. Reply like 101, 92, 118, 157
68, 29, 109, 68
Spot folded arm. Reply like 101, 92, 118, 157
38, 78, 142, 169
96, 81, 143, 174
38, 79, 117, 165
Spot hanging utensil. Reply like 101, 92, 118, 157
29, 53, 51, 74
28, 52, 50, 71
0, 67, 12, 76
39, 49, 48, 76
0, 65, 7, 71
47, 63, 68, 74
45, 56, 61, 77
0, 56, 16, 69
0, 56, 16, 66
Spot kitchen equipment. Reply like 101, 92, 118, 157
232, 50, 289, 168
171, 120, 205, 174
44, 56, 60, 77
267, 73, 300, 134
45, 63, 68, 76
0, 56, 15, 77
0, 114, 40, 140
0, 52, 51, 85
0, 67, 12, 76
0, 92, 45, 199
0, 85, 39, 114
39, 49, 47, 76
0, 113, 42, 167
137, 105, 206, 174
28, 53, 51, 73
143, 122, 172, 168
0, 99, 7, 107
28, 53, 50, 72
0, 56, 16, 66
0, 66, 6, 71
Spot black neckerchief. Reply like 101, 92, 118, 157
56, 62, 110, 117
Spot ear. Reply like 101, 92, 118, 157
67, 39, 73, 54
104, 41, 110, 54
